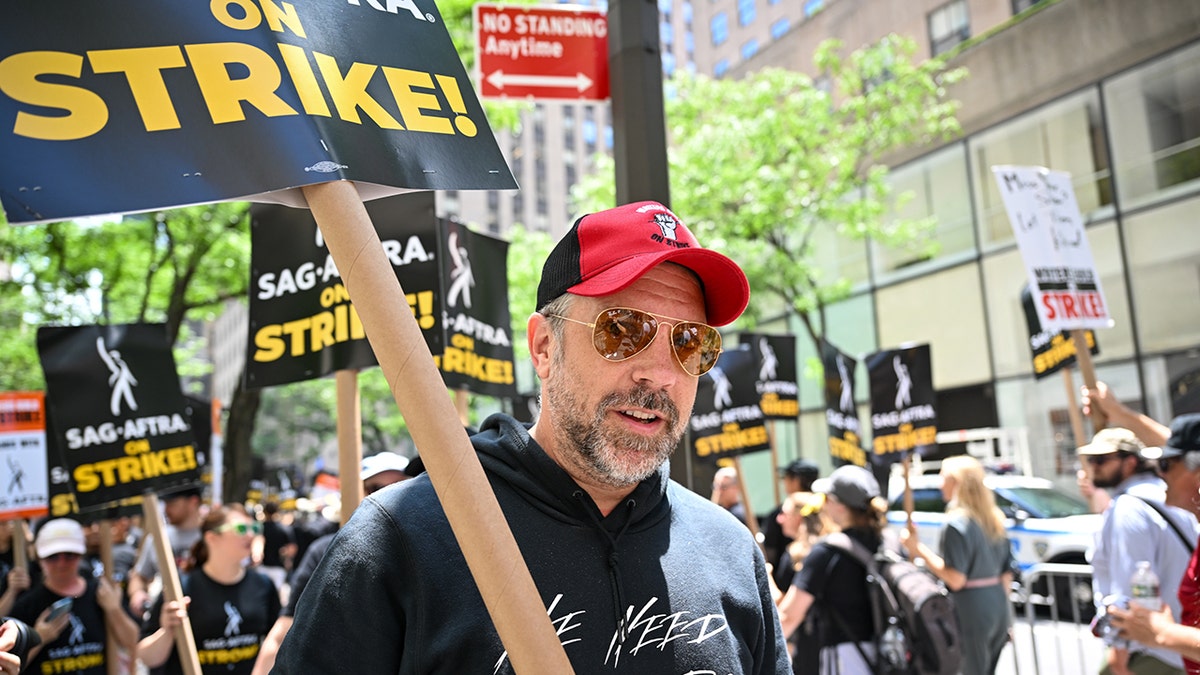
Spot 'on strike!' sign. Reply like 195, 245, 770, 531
473, 3, 609, 101
992, 165, 1113, 332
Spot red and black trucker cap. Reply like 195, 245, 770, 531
535, 201, 750, 326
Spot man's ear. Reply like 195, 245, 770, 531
528, 312, 554, 380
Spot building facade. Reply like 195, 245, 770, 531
737, 0, 1200, 483
442, 0, 1200, 492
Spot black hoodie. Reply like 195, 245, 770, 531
275, 413, 790, 674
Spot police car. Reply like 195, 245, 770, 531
887, 473, 1101, 617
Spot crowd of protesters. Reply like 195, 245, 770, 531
6, 202, 1199, 675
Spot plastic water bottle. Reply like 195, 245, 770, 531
1130, 560, 1162, 611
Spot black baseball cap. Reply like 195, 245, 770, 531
1142, 414, 1200, 461
779, 459, 819, 479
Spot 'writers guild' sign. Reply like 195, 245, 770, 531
1021, 284, 1099, 380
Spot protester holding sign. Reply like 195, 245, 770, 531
128, 487, 205, 618
273, 201, 788, 673
902, 456, 1014, 675
138, 504, 280, 675
10, 518, 139, 675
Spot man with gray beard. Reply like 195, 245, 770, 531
273, 201, 790, 674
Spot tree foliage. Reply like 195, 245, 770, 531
574, 35, 966, 350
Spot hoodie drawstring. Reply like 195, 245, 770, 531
574, 491, 637, 646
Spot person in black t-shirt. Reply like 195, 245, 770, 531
778, 466, 890, 675
138, 504, 281, 675
249, 451, 412, 675
257, 501, 294, 591
10, 518, 138, 675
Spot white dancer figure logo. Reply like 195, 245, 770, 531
758, 338, 777, 381
97, 337, 138, 416
893, 355, 912, 409
446, 231, 474, 309
837, 355, 854, 413
67, 615, 84, 645
223, 602, 243, 636
710, 367, 732, 410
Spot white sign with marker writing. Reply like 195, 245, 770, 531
992, 165, 1113, 332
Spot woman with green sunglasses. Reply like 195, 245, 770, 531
137, 504, 280, 675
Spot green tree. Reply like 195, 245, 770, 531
1, 204, 256, 494
574, 35, 966, 352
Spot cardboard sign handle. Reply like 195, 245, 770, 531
336, 370, 363, 526
301, 181, 574, 675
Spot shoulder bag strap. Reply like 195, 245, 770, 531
1136, 495, 1196, 554
817, 542, 880, 673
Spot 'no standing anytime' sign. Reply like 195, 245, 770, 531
473, 3, 609, 101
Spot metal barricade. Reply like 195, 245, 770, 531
999, 562, 1103, 675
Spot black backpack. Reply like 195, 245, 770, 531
822, 532, 963, 675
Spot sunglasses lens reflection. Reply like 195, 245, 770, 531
589, 308, 721, 377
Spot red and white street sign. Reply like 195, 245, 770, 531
473, 3, 609, 101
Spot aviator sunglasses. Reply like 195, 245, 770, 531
545, 307, 723, 377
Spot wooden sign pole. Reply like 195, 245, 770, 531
336, 370, 363, 526
11, 520, 26, 574
767, 421, 781, 505
99, 521, 122, 675
731, 457, 761, 542
1062, 366, 1087, 448
1070, 329, 1106, 431
142, 494, 201, 675
902, 456, 915, 528
301, 181, 574, 675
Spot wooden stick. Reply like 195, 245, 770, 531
336, 370, 362, 526
902, 456, 915, 528
142, 494, 201, 675
99, 521, 122, 675
731, 457, 761, 542
301, 181, 574, 674
1070, 329, 1106, 431
767, 421, 780, 505
1062, 366, 1087, 448
11, 520, 26, 573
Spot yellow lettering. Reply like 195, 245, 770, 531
314, 52, 401, 128
759, 393, 798, 418
261, 0, 307, 38
0, 51, 107, 141
87, 47, 187, 132
277, 44, 330, 116
254, 324, 285, 362
381, 66, 451, 134
185, 42, 298, 124
211, 0, 262, 31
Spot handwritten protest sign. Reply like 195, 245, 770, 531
992, 166, 1112, 333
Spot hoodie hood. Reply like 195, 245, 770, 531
474, 413, 671, 532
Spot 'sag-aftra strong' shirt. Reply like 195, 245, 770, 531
13, 577, 132, 675
142, 568, 280, 675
